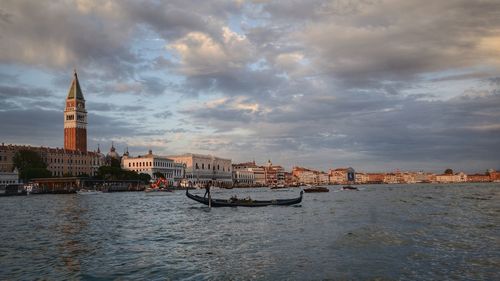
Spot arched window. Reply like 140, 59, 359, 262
217, 165, 220, 170
196, 163, 199, 169
202, 163, 204, 169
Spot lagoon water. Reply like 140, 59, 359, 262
0, 184, 499, 280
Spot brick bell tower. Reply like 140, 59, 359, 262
64, 70, 87, 152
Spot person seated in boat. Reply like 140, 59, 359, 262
230, 195, 238, 203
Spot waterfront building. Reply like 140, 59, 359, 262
121, 150, 184, 184
466, 174, 491, 182
489, 170, 500, 182
284, 172, 296, 186
233, 161, 266, 186
355, 172, 369, 184
318, 172, 330, 185
264, 160, 285, 186
414, 172, 435, 183
329, 167, 355, 184
292, 166, 320, 185
233, 170, 255, 187
367, 173, 385, 184
435, 172, 467, 183
168, 153, 232, 187
64, 70, 87, 152
0, 169, 19, 186
0, 144, 103, 177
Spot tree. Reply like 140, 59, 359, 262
13, 150, 51, 181
444, 168, 454, 175
153, 171, 165, 179
138, 173, 152, 183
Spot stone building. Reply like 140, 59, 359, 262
121, 150, 184, 184
0, 144, 103, 177
168, 153, 232, 187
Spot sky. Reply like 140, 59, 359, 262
0, 0, 499, 173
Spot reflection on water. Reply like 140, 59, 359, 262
0, 183, 499, 280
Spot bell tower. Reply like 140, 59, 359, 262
64, 70, 87, 152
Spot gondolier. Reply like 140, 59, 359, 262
203, 181, 211, 198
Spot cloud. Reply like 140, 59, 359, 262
1, 0, 500, 172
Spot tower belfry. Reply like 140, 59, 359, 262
64, 70, 87, 152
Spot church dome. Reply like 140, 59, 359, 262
106, 143, 120, 159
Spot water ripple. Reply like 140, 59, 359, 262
0, 183, 499, 280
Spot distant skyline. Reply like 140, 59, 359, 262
0, 0, 499, 173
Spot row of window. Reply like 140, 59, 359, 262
46, 158, 99, 165
0, 180, 17, 184
194, 163, 229, 171
127, 161, 177, 168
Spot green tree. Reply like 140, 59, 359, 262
444, 168, 453, 175
138, 173, 152, 183
153, 171, 165, 179
13, 150, 51, 181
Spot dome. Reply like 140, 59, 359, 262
106, 143, 121, 159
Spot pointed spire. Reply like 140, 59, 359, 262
67, 69, 85, 100
97, 143, 101, 154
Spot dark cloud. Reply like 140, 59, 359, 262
1, 0, 500, 172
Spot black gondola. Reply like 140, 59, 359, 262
185, 188, 303, 207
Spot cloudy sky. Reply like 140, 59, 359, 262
1, 0, 499, 173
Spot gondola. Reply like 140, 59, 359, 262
303, 186, 329, 193
341, 185, 359, 191
185, 188, 303, 207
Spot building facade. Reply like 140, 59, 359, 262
0, 169, 19, 187
0, 144, 103, 177
121, 150, 184, 184
435, 172, 467, 183
233, 170, 255, 187
168, 153, 232, 187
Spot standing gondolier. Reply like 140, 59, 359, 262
203, 181, 211, 198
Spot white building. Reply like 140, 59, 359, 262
121, 150, 184, 184
0, 169, 19, 187
233, 169, 255, 187
168, 153, 232, 187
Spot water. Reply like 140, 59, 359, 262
0, 183, 499, 280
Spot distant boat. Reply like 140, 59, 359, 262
303, 186, 329, 193
145, 187, 173, 193
341, 185, 359, 191
77, 189, 102, 195
186, 188, 303, 207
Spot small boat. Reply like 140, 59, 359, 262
341, 185, 359, 191
185, 188, 303, 207
270, 184, 287, 189
77, 189, 102, 195
303, 186, 329, 193
145, 187, 173, 193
